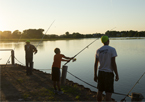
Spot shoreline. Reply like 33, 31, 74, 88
0, 38, 88, 42
0, 64, 116, 101
0, 37, 145, 42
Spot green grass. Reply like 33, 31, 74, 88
75, 95, 80, 99
17, 78, 23, 83
23, 93, 30, 99
61, 85, 81, 95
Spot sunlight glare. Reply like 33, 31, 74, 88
0, 19, 6, 31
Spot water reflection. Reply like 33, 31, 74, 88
0, 43, 13, 48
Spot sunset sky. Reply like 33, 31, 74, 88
0, 0, 145, 35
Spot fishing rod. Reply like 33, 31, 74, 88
63, 38, 99, 66
121, 72, 145, 101
110, 27, 116, 31
36, 20, 55, 48
63, 27, 117, 66
9, 20, 55, 66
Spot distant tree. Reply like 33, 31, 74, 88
12, 30, 21, 38
72, 32, 84, 38
22, 29, 44, 38
85, 34, 93, 38
65, 31, 69, 36
2, 31, 12, 39
37, 28, 44, 36
0, 31, 2, 39
49, 34, 58, 38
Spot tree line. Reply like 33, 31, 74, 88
0, 29, 145, 40
105, 30, 145, 37
0, 29, 103, 39
0, 29, 44, 39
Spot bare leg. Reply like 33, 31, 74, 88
97, 91, 103, 102
106, 92, 112, 101
30, 62, 33, 75
57, 81, 61, 91
53, 81, 57, 90
26, 60, 29, 75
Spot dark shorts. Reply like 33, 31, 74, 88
26, 57, 33, 63
52, 67, 60, 81
97, 71, 114, 93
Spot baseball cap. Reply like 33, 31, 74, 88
26, 40, 30, 43
101, 35, 109, 43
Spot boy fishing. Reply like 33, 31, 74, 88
52, 48, 73, 95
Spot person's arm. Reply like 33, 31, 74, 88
62, 55, 73, 62
94, 57, 99, 82
63, 55, 73, 60
32, 45, 38, 54
61, 59, 69, 61
111, 57, 119, 81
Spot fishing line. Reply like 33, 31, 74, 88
63, 27, 117, 66
67, 70, 129, 97
5, 20, 55, 66
110, 27, 116, 31
36, 20, 55, 48
121, 72, 145, 101
63, 38, 99, 66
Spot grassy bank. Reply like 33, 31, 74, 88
1, 64, 115, 101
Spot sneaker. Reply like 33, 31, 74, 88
57, 91, 63, 95
53, 90, 58, 94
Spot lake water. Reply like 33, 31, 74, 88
0, 38, 145, 101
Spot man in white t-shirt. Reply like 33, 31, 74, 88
94, 35, 119, 101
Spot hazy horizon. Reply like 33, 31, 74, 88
1, 0, 145, 35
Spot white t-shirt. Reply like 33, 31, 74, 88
96, 45, 117, 72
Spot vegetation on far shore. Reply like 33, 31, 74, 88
0, 29, 145, 41
0, 38, 78, 42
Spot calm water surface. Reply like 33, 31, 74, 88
0, 38, 145, 101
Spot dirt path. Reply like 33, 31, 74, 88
0, 64, 115, 101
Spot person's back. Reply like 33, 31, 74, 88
94, 35, 119, 101
52, 54, 64, 69
25, 44, 36, 58
96, 45, 117, 72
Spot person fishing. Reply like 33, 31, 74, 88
94, 35, 119, 101
25, 40, 37, 75
52, 48, 73, 95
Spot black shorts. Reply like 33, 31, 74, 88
26, 57, 33, 63
97, 71, 114, 93
52, 67, 60, 81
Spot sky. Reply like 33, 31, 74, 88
0, 0, 145, 35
